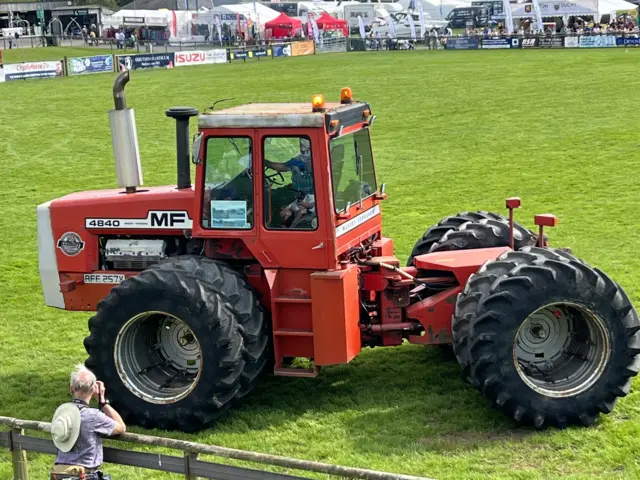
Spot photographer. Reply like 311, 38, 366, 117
50, 365, 126, 480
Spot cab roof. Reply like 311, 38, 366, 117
198, 101, 371, 129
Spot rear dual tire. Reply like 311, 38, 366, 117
453, 247, 640, 428
407, 211, 536, 266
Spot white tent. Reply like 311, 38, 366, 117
599, 0, 638, 14
201, 3, 280, 26
108, 9, 196, 40
511, 0, 637, 18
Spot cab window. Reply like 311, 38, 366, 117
263, 136, 318, 230
201, 137, 253, 229
329, 129, 377, 212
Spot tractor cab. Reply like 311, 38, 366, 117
189, 89, 385, 271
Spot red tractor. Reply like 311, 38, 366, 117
38, 72, 639, 432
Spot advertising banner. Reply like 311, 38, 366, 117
273, 44, 292, 57
68, 55, 114, 75
539, 37, 563, 48
521, 37, 538, 48
116, 53, 175, 71
0, 67, 4, 83
481, 37, 511, 49
579, 35, 616, 48
291, 40, 315, 56
229, 49, 272, 61
512, 0, 598, 17
508, 37, 522, 48
445, 37, 479, 49
3, 61, 63, 81
616, 37, 640, 46
229, 50, 249, 61
250, 48, 271, 58
123, 16, 145, 24
174, 50, 227, 67
564, 36, 579, 47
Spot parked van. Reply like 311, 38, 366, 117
446, 6, 489, 28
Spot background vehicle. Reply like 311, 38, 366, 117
37, 73, 640, 432
372, 11, 449, 37
446, 6, 489, 28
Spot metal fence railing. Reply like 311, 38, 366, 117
348, 32, 640, 51
0, 415, 433, 480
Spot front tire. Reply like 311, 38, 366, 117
456, 247, 640, 428
84, 256, 269, 432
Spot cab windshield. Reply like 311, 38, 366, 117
329, 129, 377, 212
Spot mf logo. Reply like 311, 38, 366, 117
150, 212, 189, 228
511, 38, 520, 47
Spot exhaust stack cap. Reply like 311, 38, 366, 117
109, 70, 143, 193
166, 106, 199, 190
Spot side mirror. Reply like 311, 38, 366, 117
192, 133, 204, 164
375, 182, 388, 200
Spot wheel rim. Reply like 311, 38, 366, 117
114, 311, 202, 404
513, 302, 610, 398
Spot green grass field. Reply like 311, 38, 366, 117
2, 47, 640, 480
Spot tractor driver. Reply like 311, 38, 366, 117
264, 138, 316, 228
264, 138, 314, 196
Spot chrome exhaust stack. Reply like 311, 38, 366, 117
109, 70, 143, 194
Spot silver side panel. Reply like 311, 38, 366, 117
198, 113, 324, 129
37, 201, 65, 309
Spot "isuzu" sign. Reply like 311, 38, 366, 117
174, 50, 227, 67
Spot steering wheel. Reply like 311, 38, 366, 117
264, 166, 285, 186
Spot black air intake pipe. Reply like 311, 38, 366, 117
166, 107, 199, 190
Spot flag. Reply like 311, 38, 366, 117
408, 12, 416, 40
531, 0, 544, 32
358, 15, 366, 39
417, 3, 426, 38
311, 16, 320, 42
388, 18, 396, 39
214, 14, 222, 44
502, 0, 513, 34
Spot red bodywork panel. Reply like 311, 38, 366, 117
311, 265, 361, 365
51, 186, 195, 275
413, 247, 511, 285
406, 247, 512, 343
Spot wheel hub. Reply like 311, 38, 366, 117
517, 308, 569, 364
513, 302, 610, 398
114, 311, 203, 404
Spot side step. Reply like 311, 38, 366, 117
274, 367, 319, 378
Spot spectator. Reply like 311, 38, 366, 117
429, 27, 438, 49
116, 30, 125, 49
50, 365, 126, 480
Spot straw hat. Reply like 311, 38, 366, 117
51, 403, 81, 453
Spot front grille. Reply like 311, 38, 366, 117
113, 258, 162, 270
